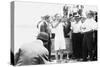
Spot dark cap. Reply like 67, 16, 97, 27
37, 32, 49, 41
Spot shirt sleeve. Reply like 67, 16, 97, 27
70, 22, 74, 30
81, 20, 87, 32
92, 20, 98, 30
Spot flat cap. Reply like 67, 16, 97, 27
37, 32, 49, 41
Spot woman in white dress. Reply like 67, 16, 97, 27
52, 14, 66, 62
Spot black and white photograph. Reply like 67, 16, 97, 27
10, 1, 98, 66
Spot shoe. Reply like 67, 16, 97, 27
82, 59, 88, 61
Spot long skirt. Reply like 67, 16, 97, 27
54, 35, 66, 51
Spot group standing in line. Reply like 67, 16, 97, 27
14, 4, 98, 65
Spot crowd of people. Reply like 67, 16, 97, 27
14, 5, 98, 65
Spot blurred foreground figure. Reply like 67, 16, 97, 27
15, 32, 49, 66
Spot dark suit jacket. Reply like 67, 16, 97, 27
37, 21, 51, 34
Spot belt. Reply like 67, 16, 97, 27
64, 35, 70, 38
82, 30, 93, 34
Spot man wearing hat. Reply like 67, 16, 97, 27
15, 32, 49, 66
71, 7, 83, 60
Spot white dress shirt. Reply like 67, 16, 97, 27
81, 18, 97, 33
71, 20, 82, 33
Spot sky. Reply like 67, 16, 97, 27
14, 1, 98, 53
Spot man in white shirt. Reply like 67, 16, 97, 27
71, 14, 83, 60
81, 11, 97, 61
